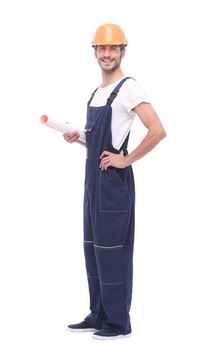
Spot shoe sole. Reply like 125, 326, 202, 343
67, 326, 98, 333
92, 333, 131, 340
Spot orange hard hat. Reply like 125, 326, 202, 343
92, 23, 128, 46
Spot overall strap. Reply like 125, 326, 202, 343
106, 77, 133, 106
88, 77, 134, 106
87, 87, 99, 105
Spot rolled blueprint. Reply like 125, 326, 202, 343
40, 115, 85, 143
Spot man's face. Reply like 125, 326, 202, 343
94, 45, 125, 73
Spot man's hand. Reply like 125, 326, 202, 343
63, 131, 80, 143
99, 151, 128, 171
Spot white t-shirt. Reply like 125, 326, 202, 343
84, 76, 149, 150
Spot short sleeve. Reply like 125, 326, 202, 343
119, 78, 150, 113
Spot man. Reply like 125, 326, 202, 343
63, 23, 166, 340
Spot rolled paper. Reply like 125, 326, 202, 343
40, 115, 85, 142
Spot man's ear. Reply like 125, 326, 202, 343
94, 48, 98, 58
122, 48, 126, 58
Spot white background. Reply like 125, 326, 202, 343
0, 0, 213, 349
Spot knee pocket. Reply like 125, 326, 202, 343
95, 246, 124, 284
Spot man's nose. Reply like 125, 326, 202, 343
103, 47, 112, 55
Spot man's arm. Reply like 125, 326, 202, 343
100, 102, 166, 170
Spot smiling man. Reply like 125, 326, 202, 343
95, 44, 124, 71
64, 23, 166, 340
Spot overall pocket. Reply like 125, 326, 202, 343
99, 168, 129, 213
85, 109, 104, 150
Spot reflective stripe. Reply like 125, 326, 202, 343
100, 281, 124, 286
94, 244, 123, 249
87, 275, 99, 279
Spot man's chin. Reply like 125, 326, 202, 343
100, 62, 113, 69
99, 63, 120, 73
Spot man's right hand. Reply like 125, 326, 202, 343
63, 131, 80, 143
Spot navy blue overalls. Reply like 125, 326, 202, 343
83, 77, 135, 335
